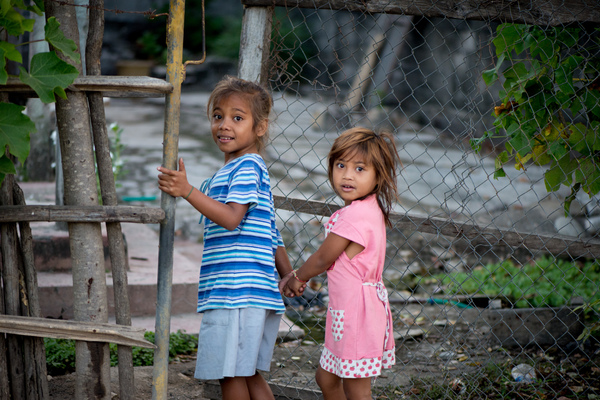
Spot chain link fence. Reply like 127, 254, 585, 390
244, 1, 600, 398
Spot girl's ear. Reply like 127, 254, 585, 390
256, 120, 268, 137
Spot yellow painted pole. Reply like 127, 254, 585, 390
152, 1, 185, 399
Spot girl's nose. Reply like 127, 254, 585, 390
219, 118, 230, 130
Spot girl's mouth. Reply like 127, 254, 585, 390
218, 135, 233, 143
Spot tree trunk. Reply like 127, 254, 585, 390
44, 2, 111, 399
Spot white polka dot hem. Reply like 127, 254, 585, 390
319, 347, 396, 378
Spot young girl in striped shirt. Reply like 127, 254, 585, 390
157, 76, 293, 400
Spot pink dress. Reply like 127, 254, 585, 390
319, 194, 396, 378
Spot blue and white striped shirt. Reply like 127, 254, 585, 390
197, 153, 285, 313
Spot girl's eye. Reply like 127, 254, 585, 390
234, 116, 243, 122
213, 114, 222, 120
356, 166, 364, 172
336, 162, 344, 169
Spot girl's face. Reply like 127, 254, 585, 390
211, 93, 266, 163
331, 150, 377, 205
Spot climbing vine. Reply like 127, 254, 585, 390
472, 24, 600, 214
0, 0, 80, 184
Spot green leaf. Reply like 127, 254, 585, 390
559, 28, 579, 48
0, 47, 5, 84
0, 7, 34, 36
578, 158, 600, 194
470, 136, 483, 152
482, 68, 498, 86
0, 0, 10, 17
568, 123, 586, 152
503, 63, 529, 84
0, 41, 22, 83
496, 150, 509, 166
0, 102, 35, 163
555, 65, 575, 95
555, 91, 573, 109
45, 17, 81, 64
0, 41, 21, 63
11, 0, 27, 9
0, 153, 16, 175
494, 24, 524, 57
532, 38, 555, 64
18, 52, 79, 103
494, 151, 508, 179
27, 0, 44, 15
584, 90, 600, 118
570, 95, 583, 115
545, 164, 566, 192
508, 133, 534, 157
587, 170, 600, 196
493, 168, 506, 179
547, 140, 568, 160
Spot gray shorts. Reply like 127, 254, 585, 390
194, 308, 282, 380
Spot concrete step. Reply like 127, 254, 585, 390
35, 221, 201, 331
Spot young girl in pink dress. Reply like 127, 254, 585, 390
281, 127, 401, 400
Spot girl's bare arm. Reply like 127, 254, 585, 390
275, 245, 294, 278
157, 158, 248, 230
283, 232, 351, 296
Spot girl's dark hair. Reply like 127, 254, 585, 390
207, 75, 273, 152
327, 127, 402, 227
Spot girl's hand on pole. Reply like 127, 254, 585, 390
157, 158, 192, 198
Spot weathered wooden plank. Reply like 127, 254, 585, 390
241, 0, 600, 26
0, 175, 26, 399
273, 195, 600, 259
1, 76, 173, 98
0, 205, 165, 223
0, 315, 156, 349
238, 6, 274, 84
86, 5, 137, 396
13, 184, 49, 400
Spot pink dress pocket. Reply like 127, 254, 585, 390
329, 307, 345, 342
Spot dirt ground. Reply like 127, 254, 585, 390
46, 302, 600, 399
45, 344, 321, 399
47, 359, 208, 399
45, 303, 486, 399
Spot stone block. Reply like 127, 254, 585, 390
482, 306, 584, 348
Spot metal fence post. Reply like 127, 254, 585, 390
152, 1, 185, 399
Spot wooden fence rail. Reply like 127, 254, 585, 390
0, 205, 165, 224
241, 0, 600, 26
274, 196, 600, 260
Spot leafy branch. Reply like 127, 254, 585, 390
472, 24, 600, 215
0, 0, 81, 184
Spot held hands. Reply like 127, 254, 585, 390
157, 158, 192, 198
279, 271, 306, 298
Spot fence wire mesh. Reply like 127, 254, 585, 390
253, 2, 600, 399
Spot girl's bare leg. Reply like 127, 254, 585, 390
316, 366, 346, 400
220, 377, 250, 400
246, 372, 275, 400
342, 376, 372, 400
220, 373, 274, 400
